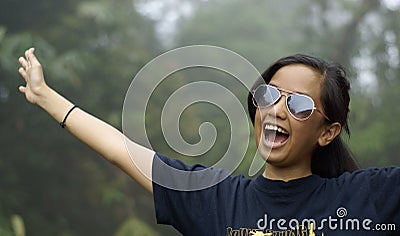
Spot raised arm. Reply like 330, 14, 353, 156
18, 48, 155, 193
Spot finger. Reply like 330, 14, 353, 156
19, 86, 26, 94
27, 48, 41, 67
18, 67, 27, 79
18, 57, 29, 68
25, 49, 30, 61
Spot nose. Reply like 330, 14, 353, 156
266, 95, 288, 120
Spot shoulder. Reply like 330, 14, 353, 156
152, 152, 252, 191
329, 166, 400, 189
152, 153, 253, 234
338, 166, 400, 180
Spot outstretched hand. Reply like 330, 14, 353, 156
17, 48, 155, 193
18, 48, 48, 105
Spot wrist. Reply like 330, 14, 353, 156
36, 86, 75, 125
35, 84, 53, 109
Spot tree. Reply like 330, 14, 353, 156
2, 0, 399, 234
0, 0, 179, 235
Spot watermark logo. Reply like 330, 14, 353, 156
122, 45, 272, 191
253, 207, 396, 233
336, 207, 347, 218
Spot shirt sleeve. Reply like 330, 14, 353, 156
368, 167, 400, 224
342, 167, 400, 226
152, 152, 232, 235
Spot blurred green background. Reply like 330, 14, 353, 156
1, 0, 399, 235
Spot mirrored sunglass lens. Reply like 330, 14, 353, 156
254, 86, 279, 107
287, 95, 314, 119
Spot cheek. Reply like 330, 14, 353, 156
292, 119, 323, 144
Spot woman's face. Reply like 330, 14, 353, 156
254, 64, 327, 168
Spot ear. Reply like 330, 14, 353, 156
318, 122, 341, 147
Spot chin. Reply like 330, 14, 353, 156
257, 146, 284, 164
265, 154, 288, 166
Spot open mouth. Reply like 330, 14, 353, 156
263, 123, 289, 148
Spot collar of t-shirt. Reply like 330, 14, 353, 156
251, 174, 323, 196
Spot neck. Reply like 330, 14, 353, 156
262, 163, 312, 182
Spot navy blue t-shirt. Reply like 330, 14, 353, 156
152, 153, 400, 235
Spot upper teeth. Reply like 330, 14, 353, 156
264, 124, 289, 134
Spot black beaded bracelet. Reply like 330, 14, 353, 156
60, 105, 78, 128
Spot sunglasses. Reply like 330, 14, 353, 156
252, 84, 330, 121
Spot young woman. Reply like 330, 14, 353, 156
18, 48, 399, 235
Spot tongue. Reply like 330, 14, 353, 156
267, 133, 288, 143
275, 134, 289, 143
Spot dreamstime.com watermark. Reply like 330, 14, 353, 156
256, 207, 396, 232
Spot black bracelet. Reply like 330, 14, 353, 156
60, 105, 78, 128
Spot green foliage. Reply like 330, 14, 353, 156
1, 0, 399, 235
0, 0, 171, 235
11, 214, 25, 236
114, 217, 160, 236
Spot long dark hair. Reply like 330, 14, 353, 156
247, 54, 360, 178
